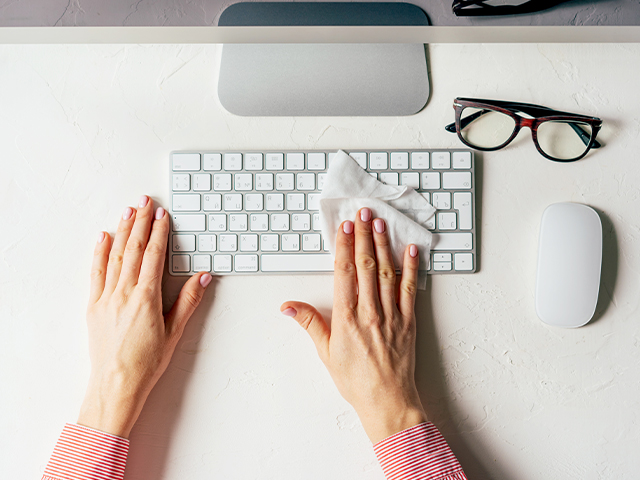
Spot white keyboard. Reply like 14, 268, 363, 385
169, 150, 477, 276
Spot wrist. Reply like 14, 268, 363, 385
358, 403, 428, 445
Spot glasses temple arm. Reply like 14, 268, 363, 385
445, 109, 488, 133
569, 122, 601, 148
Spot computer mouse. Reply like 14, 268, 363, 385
535, 202, 602, 328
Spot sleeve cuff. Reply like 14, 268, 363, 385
373, 422, 467, 480
43, 423, 129, 480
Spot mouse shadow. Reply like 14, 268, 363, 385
415, 280, 507, 480
122, 273, 218, 480
588, 206, 618, 325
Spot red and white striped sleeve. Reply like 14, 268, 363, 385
373, 422, 467, 480
42, 423, 129, 480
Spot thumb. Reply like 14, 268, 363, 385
281, 301, 330, 362
165, 272, 212, 339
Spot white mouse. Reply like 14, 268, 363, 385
535, 202, 602, 328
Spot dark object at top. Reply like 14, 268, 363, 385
453, 0, 571, 17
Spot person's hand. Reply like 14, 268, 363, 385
281, 207, 426, 444
78, 195, 212, 438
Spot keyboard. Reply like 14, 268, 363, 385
169, 150, 476, 276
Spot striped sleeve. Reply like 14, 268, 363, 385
373, 422, 467, 480
42, 423, 129, 480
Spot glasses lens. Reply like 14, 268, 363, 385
536, 121, 593, 161
459, 107, 516, 149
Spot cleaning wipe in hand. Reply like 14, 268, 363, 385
319, 150, 436, 272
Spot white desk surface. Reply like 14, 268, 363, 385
1, 43, 639, 480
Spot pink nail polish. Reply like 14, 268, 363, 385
139, 195, 149, 208
374, 218, 385, 233
97, 231, 105, 243
360, 208, 371, 222
123, 207, 133, 220
200, 273, 212, 287
343, 220, 354, 234
410, 244, 418, 258
282, 307, 297, 317
155, 207, 165, 220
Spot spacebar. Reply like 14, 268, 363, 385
431, 233, 473, 250
261, 254, 334, 272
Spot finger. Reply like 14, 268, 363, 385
103, 206, 137, 295
398, 244, 420, 319
372, 218, 397, 315
333, 220, 357, 310
119, 195, 155, 292
138, 207, 170, 291
89, 231, 112, 304
354, 207, 379, 309
165, 272, 212, 340
281, 301, 330, 363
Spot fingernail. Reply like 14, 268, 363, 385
200, 273, 212, 288
155, 207, 165, 220
139, 195, 149, 208
343, 220, 354, 234
123, 207, 133, 220
97, 231, 105, 243
360, 208, 371, 222
374, 218, 385, 233
410, 244, 418, 258
282, 307, 297, 317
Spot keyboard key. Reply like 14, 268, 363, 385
172, 234, 196, 252
454, 192, 473, 230
369, 172, 378, 180
235, 254, 259, 272
224, 153, 242, 171
172, 153, 200, 171
261, 234, 279, 251
303, 233, 321, 252
421, 172, 440, 190
193, 174, 211, 191
255, 173, 274, 191
420, 192, 430, 203
434, 253, 452, 262
286, 153, 305, 170
411, 152, 429, 169
213, 254, 232, 272
287, 193, 305, 211
349, 152, 367, 169
234, 173, 253, 191
173, 194, 200, 212
312, 212, 321, 231
172, 254, 190, 273
431, 192, 451, 210
250, 214, 269, 231
276, 173, 295, 191
391, 152, 409, 169
296, 173, 315, 191
203, 194, 222, 211
224, 194, 242, 211
213, 173, 232, 191
317, 173, 327, 191
292, 213, 311, 231
261, 254, 334, 272
203, 153, 222, 171
443, 172, 472, 189
193, 254, 211, 272
271, 214, 290, 231
208, 214, 227, 231
245, 153, 263, 171
433, 261, 452, 271
432, 152, 451, 169
380, 172, 399, 186
172, 214, 205, 232
229, 214, 248, 231
266, 193, 284, 211
245, 194, 264, 211
454, 253, 474, 271
173, 174, 190, 192
307, 153, 326, 170
307, 194, 321, 211
452, 151, 472, 169
369, 152, 388, 170
282, 234, 300, 251
240, 234, 259, 252
219, 234, 237, 252
401, 172, 420, 189
199, 234, 217, 252
425, 215, 435, 230
431, 233, 473, 250
265, 153, 284, 170
438, 212, 457, 230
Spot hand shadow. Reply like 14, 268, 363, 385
122, 273, 217, 479
414, 283, 504, 480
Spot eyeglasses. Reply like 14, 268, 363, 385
445, 98, 602, 162
452, 0, 570, 17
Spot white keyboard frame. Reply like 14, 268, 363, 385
169, 150, 477, 276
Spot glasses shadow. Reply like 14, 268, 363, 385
588, 206, 618, 325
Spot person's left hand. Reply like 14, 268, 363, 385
77, 195, 212, 438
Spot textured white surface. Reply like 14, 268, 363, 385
1, 43, 639, 480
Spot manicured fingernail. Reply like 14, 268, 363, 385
97, 231, 105, 243
410, 244, 418, 258
155, 207, 165, 220
360, 208, 371, 222
139, 195, 149, 208
343, 220, 354, 234
374, 218, 385, 233
200, 273, 212, 288
281, 307, 297, 317
123, 207, 133, 220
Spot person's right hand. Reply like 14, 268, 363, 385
281, 207, 427, 444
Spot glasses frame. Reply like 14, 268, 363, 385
452, 0, 569, 17
445, 97, 603, 162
